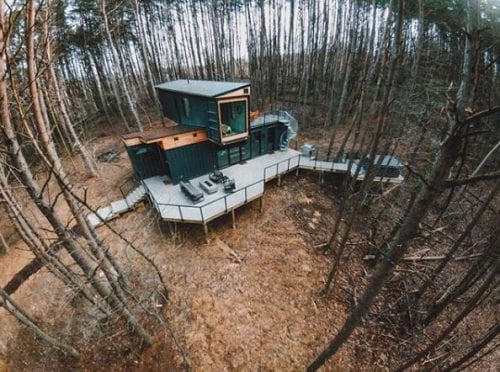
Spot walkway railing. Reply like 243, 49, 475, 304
251, 110, 294, 127
118, 174, 140, 208
263, 154, 301, 181
141, 151, 392, 224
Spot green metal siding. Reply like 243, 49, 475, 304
126, 144, 165, 180
248, 122, 287, 158
216, 148, 229, 168
174, 94, 208, 128
207, 99, 220, 143
158, 91, 180, 123
158, 90, 210, 128
215, 140, 252, 169
165, 141, 216, 184
250, 127, 268, 156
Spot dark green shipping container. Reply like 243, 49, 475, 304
165, 142, 217, 184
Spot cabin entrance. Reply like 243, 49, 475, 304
267, 127, 276, 152
127, 143, 166, 180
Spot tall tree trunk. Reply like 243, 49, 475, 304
42, 2, 97, 177
396, 258, 499, 371
100, 0, 143, 131
22, 0, 153, 345
308, 0, 498, 368
0, 229, 8, 255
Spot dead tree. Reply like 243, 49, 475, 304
0, 0, 153, 347
442, 323, 500, 371
395, 257, 499, 371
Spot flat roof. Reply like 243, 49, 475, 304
155, 79, 250, 98
122, 125, 200, 142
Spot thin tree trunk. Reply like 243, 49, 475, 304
42, 2, 98, 177
414, 182, 500, 301
442, 323, 500, 371
100, 0, 143, 131
0, 229, 8, 255
395, 259, 499, 371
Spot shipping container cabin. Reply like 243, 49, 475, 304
122, 80, 290, 184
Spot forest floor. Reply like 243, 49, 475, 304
1, 121, 496, 370
0, 123, 380, 370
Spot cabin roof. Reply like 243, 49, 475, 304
155, 79, 250, 98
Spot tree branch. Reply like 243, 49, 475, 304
443, 171, 500, 188
462, 106, 500, 125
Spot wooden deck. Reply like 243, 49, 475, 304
143, 149, 301, 224
86, 147, 404, 231
141, 149, 404, 225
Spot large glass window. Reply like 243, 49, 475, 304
217, 149, 229, 168
219, 100, 247, 139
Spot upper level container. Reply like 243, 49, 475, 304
156, 80, 251, 146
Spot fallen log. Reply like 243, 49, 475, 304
2, 244, 63, 296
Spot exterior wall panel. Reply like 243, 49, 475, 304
165, 141, 217, 184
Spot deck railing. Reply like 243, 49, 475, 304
144, 154, 302, 224
118, 174, 140, 208
263, 154, 301, 181
147, 178, 265, 224
251, 110, 294, 127
141, 150, 387, 224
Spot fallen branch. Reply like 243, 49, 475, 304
215, 238, 242, 263
363, 253, 482, 262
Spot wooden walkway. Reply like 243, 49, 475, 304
87, 149, 403, 231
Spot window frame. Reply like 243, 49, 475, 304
217, 97, 249, 144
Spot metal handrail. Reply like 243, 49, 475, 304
149, 155, 301, 224
119, 174, 141, 208
154, 178, 266, 223
263, 154, 300, 180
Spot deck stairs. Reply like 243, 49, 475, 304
86, 184, 146, 228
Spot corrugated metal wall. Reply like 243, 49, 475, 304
165, 141, 217, 184
158, 90, 210, 129
207, 99, 221, 143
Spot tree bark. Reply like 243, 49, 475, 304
0, 229, 8, 255
100, 0, 143, 131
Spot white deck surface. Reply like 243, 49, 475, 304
143, 149, 301, 223
142, 149, 404, 224
298, 157, 352, 173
